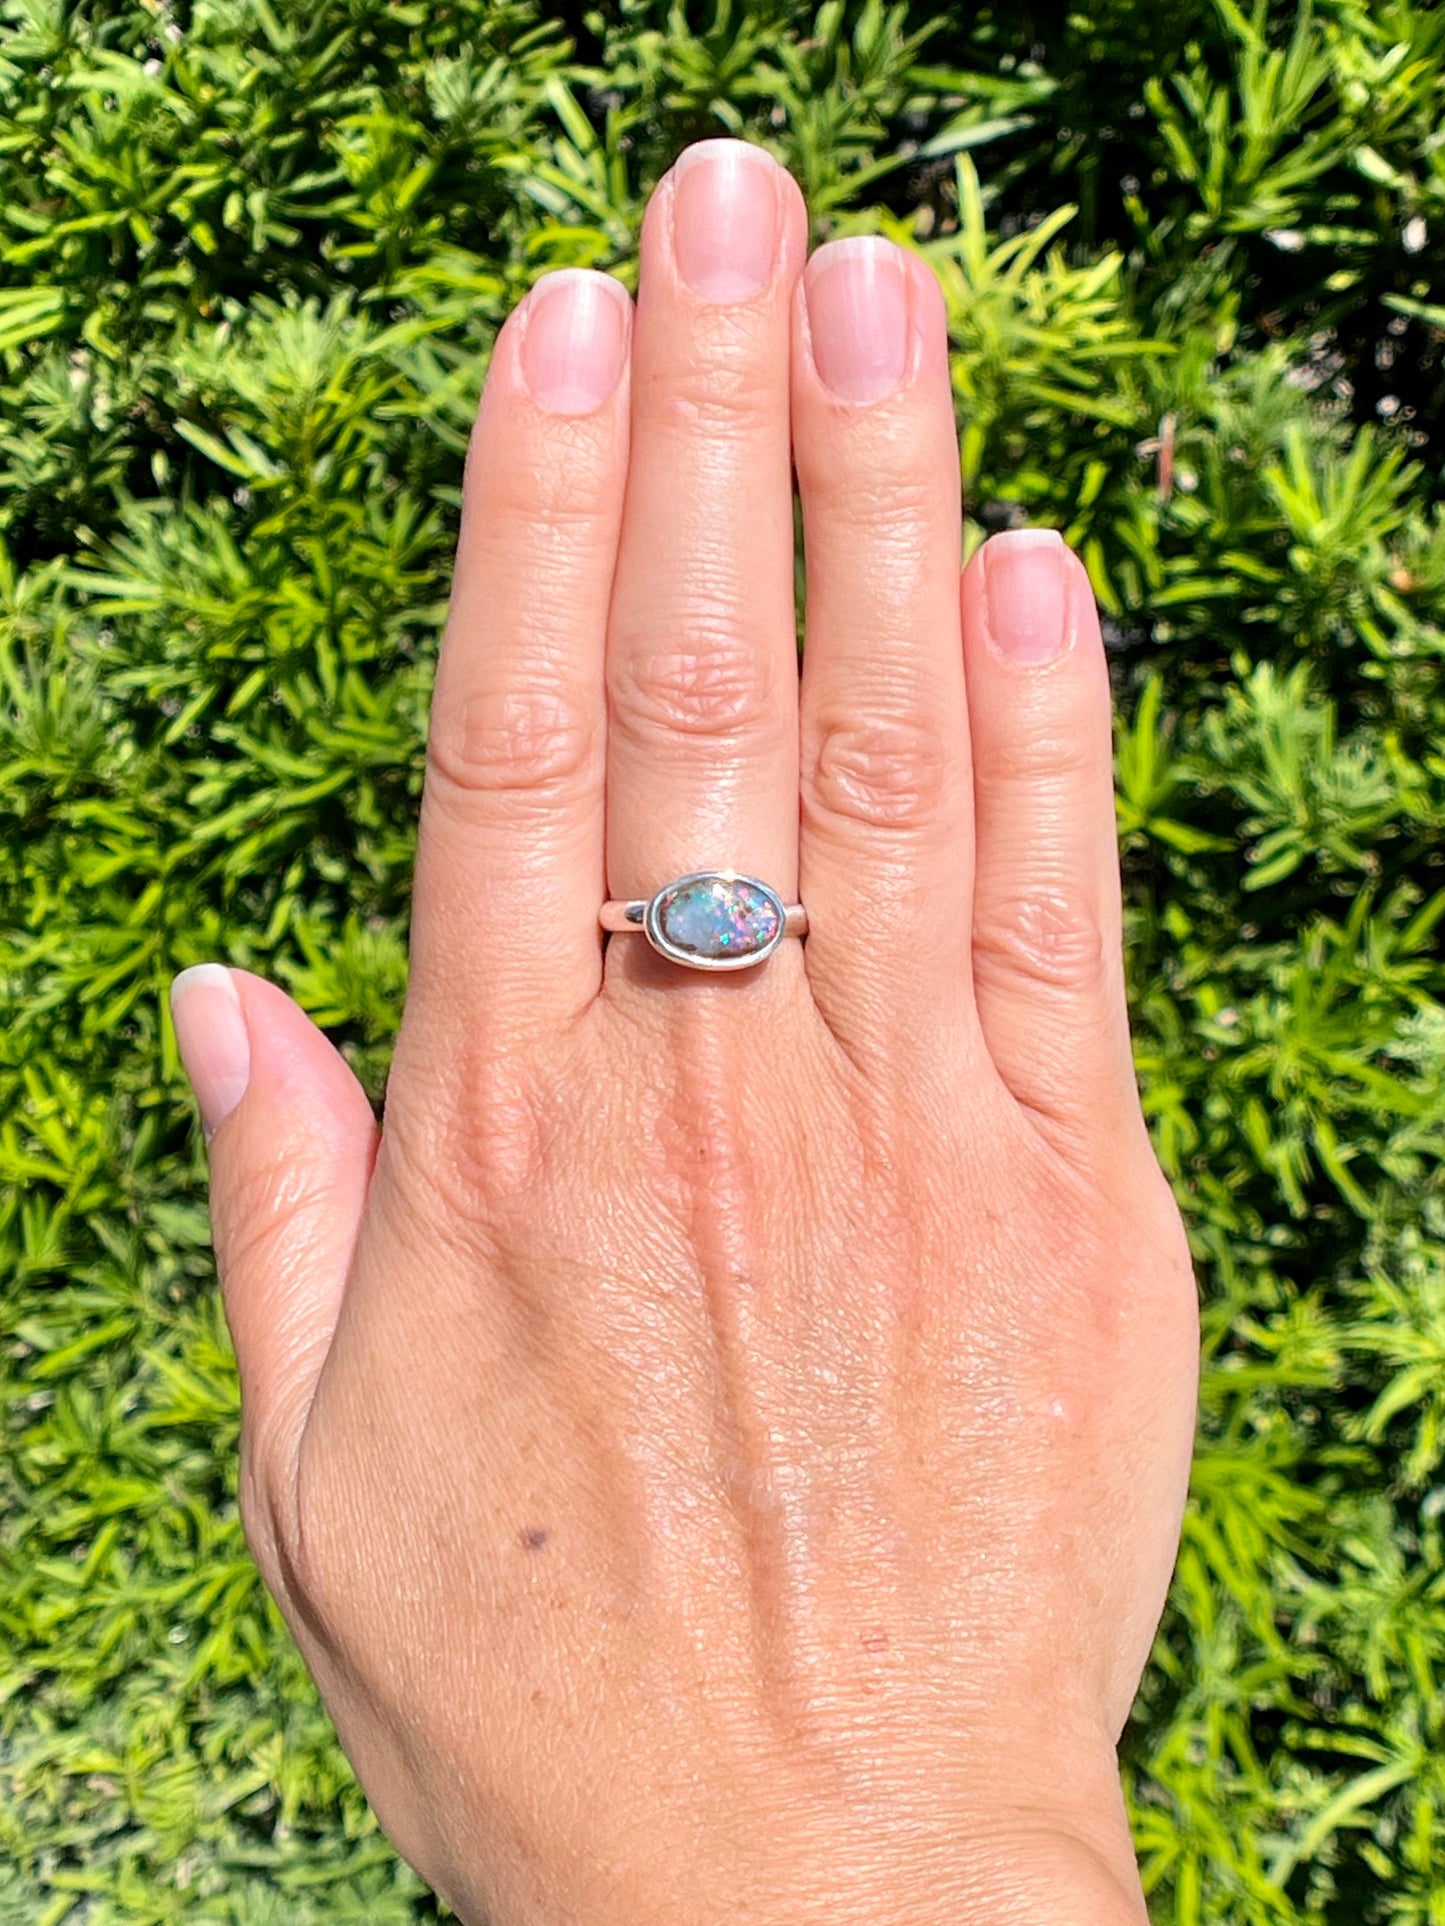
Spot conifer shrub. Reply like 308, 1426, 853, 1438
2, 2, 1443, 1919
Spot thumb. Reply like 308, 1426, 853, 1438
170, 964, 379, 1537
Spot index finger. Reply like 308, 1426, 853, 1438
404, 269, 632, 1054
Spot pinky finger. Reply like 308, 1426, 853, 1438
961, 530, 1146, 1161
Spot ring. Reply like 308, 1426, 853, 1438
600, 870, 807, 972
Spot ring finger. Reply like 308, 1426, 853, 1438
602, 140, 807, 969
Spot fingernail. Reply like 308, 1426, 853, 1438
982, 530, 1071, 664
520, 270, 630, 415
671, 140, 780, 301
171, 964, 251, 1140
804, 237, 911, 404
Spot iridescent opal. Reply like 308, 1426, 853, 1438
653, 875, 782, 962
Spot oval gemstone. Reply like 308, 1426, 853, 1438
652, 874, 782, 963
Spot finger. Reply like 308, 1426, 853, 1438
961, 531, 1144, 1153
791, 239, 975, 1065
170, 965, 378, 1552
602, 140, 807, 960
408, 268, 631, 1041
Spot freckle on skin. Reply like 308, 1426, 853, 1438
520, 1527, 550, 1550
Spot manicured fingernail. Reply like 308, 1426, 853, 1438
171, 964, 251, 1140
982, 529, 1071, 664
520, 270, 630, 415
804, 237, 911, 404
671, 139, 780, 301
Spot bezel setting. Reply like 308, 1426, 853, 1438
642, 870, 787, 972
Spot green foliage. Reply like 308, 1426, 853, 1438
2, 0, 1443, 1919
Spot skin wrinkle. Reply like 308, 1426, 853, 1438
612, 542, 785, 619
643, 332, 785, 430
610, 563, 794, 658
610, 641, 789, 744
429, 687, 601, 800
807, 713, 956, 831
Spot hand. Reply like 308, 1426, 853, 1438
173, 138, 1199, 1926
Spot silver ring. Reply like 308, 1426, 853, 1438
600, 870, 807, 972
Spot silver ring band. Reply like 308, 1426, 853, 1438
600, 870, 806, 972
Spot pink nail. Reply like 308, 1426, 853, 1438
982, 530, 1071, 664
804, 237, 911, 405
670, 140, 780, 301
520, 270, 630, 415
171, 964, 251, 1139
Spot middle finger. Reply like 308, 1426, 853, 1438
603, 140, 807, 942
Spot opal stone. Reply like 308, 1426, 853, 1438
653, 875, 782, 962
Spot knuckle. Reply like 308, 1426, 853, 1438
1150, 1190, 1200, 1313
426, 686, 599, 804
660, 339, 778, 440
214, 1150, 335, 1297
386, 1051, 564, 1217
611, 619, 783, 746
238, 1426, 341, 1652
800, 444, 941, 536
976, 719, 1106, 790
1076, 1172, 1199, 1354
237, 1437, 291, 1592
468, 415, 615, 529
805, 714, 952, 831
277, 1458, 349, 1648
972, 890, 1113, 997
